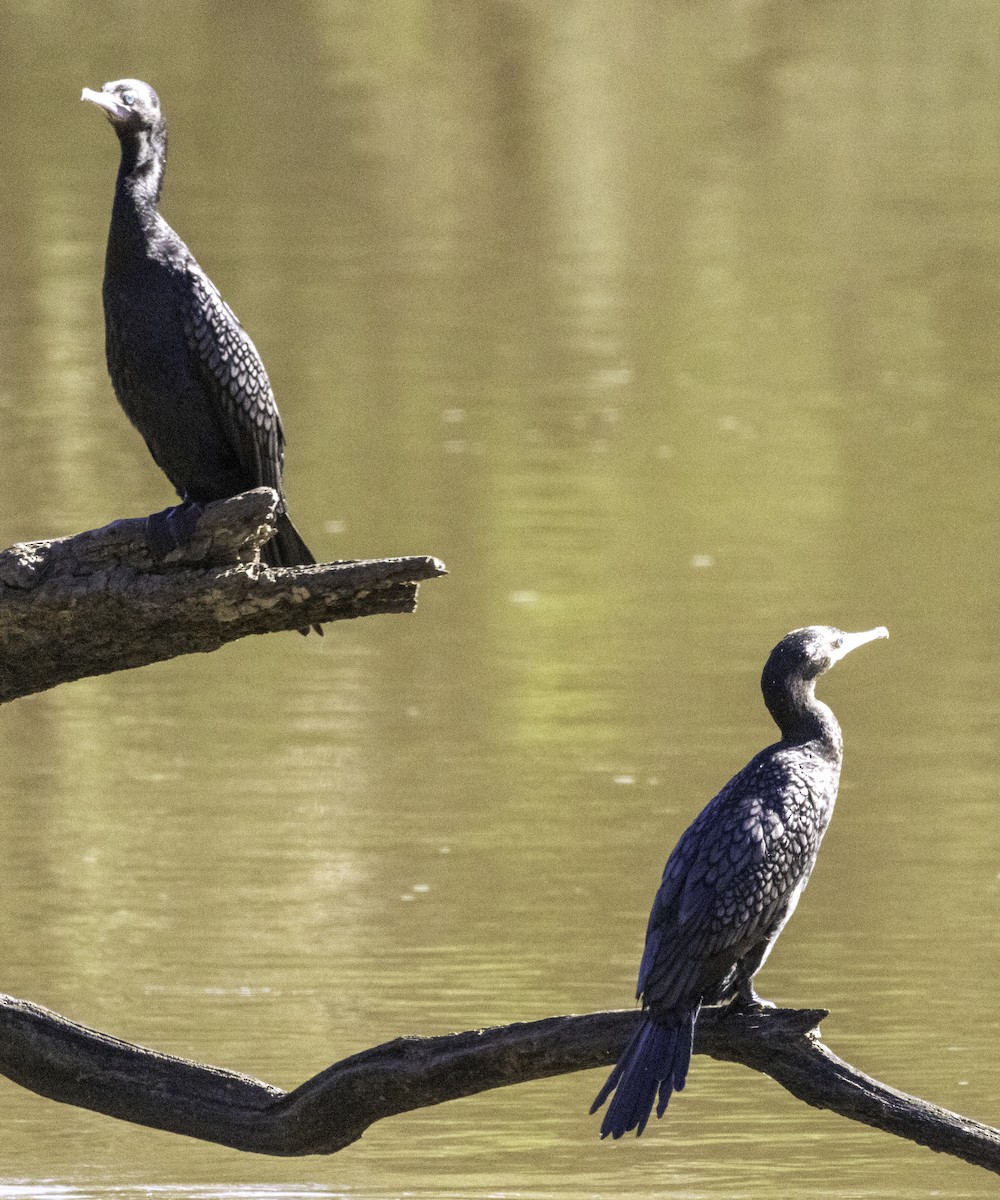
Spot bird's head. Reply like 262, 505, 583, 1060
81, 79, 164, 141
82, 78, 167, 194
765, 625, 889, 685
760, 624, 888, 741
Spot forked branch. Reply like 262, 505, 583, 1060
0, 995, 996, 1171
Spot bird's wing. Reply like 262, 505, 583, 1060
637, 760, 812, 1009
180, 265, 286, 492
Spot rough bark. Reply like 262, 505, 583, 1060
0, 995, 996, 1173
0, 489, 446, 703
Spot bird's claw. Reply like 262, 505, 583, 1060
730, 990, 776, 1014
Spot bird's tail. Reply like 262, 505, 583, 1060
261, 511, 323, 636
262, 511, 317, 570
590, 1008, 698, 1139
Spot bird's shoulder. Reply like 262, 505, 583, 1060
652, 744, 827, 915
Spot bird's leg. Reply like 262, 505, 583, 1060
144, 499, 204, 560
728, 944, 777, 1013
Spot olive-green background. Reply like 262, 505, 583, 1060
0, 2, 997, 1196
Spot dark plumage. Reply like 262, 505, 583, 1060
591, 624, 888, 1139
81, 78, 319, 632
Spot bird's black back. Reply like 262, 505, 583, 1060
636, 736, 841, 1017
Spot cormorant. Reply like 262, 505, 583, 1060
591, 624, 888, 1139
81, 79, 320, 633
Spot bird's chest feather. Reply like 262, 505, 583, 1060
103, 263, 193, 398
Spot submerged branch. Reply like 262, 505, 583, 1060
0, 995, 996, 1172
0, 488, 446, 702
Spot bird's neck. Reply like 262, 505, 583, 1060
763, 674, 843, 758
109, 130, 166, 254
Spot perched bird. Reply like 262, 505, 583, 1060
591, 624, 888, 1138
81, 78, 319, 631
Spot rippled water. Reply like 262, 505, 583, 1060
0, 2, 999, 1197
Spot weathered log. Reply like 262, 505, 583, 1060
0, 488, 446, 703
0, 994, 996, 1172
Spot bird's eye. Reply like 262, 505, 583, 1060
121, 91, 136, 107
832, 635, 844, 649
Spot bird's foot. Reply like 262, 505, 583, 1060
729, 987, 776, 1015
145, 501, 204, 561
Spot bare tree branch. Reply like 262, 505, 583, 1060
0, 488, 446, 703
0, 994, 996, 1172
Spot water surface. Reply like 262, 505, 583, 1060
0, 2, 998, 1197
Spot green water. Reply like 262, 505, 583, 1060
0, 1, 998, 1196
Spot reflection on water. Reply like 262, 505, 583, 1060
0, 1, 999, 1197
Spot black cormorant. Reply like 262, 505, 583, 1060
591, 624, 888, 1139
81, 79, 319, 632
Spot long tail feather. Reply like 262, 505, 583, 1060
591, 1009, 697, 1139
262, 511, 316, 570
260, 511, 322, 636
